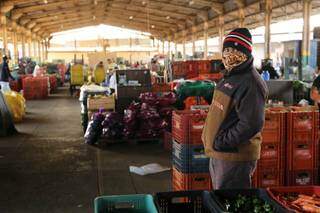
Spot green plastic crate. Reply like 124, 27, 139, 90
94, 194, 158, 213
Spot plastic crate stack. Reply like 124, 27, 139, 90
172, 61, 187, 79
22, 77, 48, 100
253, 108, 287, 188
172, 110, 212, 191
286, 108, 319, 186
49, 75, 57, 93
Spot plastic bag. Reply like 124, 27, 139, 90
129, 163, 170, 176
3, 91, 26, 123
84, 110, 105, 145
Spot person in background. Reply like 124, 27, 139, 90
108, 70, 116, 94
0, 55, 14, 82
202, 28, 268, 189
261, 60, 279, 79
310, 67, 320, 108
96, 61, 104, 69
118, 61, 126, 70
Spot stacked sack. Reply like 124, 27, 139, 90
22, 77, 48, 100
171, 110, 212, 191
3, 91, 26, 123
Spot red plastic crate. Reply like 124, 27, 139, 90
198, 60, 211, 74
262, 110, 286, 143
172, 110, 207, 145
287, 111, 315, 143
286, 169, 318, 186
287, 140, 318, 170
172, 167, 212, 191
259, 142, 285, 171
256, 168, 285, 188
163, 131, 172, 151
267, 186, 320, 212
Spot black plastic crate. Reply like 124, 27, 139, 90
203, 189, 287, 213
154, 190, 209, 213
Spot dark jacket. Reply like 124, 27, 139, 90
0, 61, 13, 82
202, 57, 268, 161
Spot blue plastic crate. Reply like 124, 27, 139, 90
94, 194, 158, 213
172, 140, 209, 173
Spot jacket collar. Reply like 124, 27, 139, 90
224, 56, 253, 77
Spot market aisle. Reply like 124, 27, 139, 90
0, 86, 171, 213
0, 87, 98, 213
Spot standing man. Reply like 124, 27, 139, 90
202, 28, 268, 189
0, 55, 14, 82
310, 68, 320, 108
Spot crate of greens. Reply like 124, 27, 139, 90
267, 186, 320, 212
203, 189, 287, 213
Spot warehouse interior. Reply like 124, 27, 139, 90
1, 0, 320, 212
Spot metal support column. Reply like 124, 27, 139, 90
33, 38, 37, 59
1, 14, 8, 56
38, 40, 41, 63
21, 33, 26, 58
218, 15, 224, 53
192, 26, 196, 58
204, 21, 208, 60
11, 22, 18, 63
302, 0, 312, 68
264, 0, 272, 59
239, 8, 245, 27
28, 36, 32, 57
182, 30, 186, 60
162, 38, 165, 55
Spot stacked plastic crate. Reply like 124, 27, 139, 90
253, 108, 287, 188
286, 108, 319, 186
171, 110, 212, 191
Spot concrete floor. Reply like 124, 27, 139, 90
0, 87, 171, 213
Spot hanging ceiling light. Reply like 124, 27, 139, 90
129, 16, 133, 20
93, 15, 96, 20
151, 25, 155, 28
166, 16, 170, 20
189, 0, 194, 5
142, 1, 146, 5
44, 0, 48, 4
94, 0, 98, 5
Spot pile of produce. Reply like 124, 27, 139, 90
123, 92, 176, 139
84, 109, 105, 145
84, 92, 177, 145
277, 193, 320, 212
101, 112, 124, 139
223, 194, 274, 213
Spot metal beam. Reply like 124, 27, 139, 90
264, 0, 272, 59
302, 0, 312, 68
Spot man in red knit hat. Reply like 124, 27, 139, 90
202, 28, 268, 189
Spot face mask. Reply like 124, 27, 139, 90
222, 47, 248, 71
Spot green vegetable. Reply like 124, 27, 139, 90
223, 194, 274, 213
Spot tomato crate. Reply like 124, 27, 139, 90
172, 110, 207, 145
262, 110, 286, 143
287, 111, 315, 143
172, 167, 212, 191
286, 169, 318, 186
154, 190, 210, 213
172, 140, 209, 173
184, 96, 208, 110
163, 131, 172, 151
315, 111, 320, 141
287, 140, 318, 170
267, 186, 320, 212
256, 168, 285, 188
